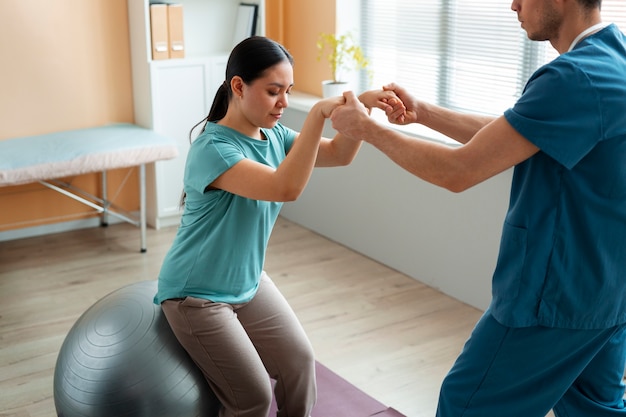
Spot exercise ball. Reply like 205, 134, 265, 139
54, 280, 220, 417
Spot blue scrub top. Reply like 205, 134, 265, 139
495, 24, 626, 329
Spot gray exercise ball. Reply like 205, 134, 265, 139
54, 280, 220, 417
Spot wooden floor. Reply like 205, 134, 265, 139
0, 216, 488, 417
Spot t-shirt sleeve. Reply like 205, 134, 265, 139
272, 122, 298, 153
184, 135, 245, 194
504, 59, 601, 169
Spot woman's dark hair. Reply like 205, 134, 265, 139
189, 36, 294, 141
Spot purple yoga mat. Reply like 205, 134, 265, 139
268, 361, 405, 416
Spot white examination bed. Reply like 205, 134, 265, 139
0, 123, 179, 252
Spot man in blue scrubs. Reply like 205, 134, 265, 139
330, 0, 626, 415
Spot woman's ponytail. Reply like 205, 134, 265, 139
208, 81, 231, 122
188, 81, 231, 142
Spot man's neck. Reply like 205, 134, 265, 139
552, 9, 603, 54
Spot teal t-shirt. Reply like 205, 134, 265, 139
154, 122, 297, 304
496, 24, 626, 329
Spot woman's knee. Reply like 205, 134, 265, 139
218, 375, 273, 417
241, 380, 274, 415
284, 338, 316, 374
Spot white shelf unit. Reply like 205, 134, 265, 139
127, 0, 265, 229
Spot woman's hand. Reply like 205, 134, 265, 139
315, 95, 347, 119
358, 89, 405, 117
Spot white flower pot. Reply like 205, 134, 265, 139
322, 80, 349, 98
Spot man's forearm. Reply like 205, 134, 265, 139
420, 102, 495, 144
361, 118, 462, 191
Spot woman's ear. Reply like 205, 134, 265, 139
230, 76, 245, 99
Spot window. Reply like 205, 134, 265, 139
359, 0, 626, 142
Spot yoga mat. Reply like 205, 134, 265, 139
268, 361, 405, 416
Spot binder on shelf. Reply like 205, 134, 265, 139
232, 3, 258, 48
149, 3, 169, 60
167, 3, 185, 59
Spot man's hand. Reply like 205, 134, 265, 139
330, 91, 372, 140
382, 83, 419, 125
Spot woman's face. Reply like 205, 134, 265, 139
240, 60, 294, 130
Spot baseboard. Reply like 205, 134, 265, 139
0, 215, 129, 243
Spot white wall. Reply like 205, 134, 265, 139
279, 106, 513, 311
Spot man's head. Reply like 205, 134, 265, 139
511, 0, 603, 51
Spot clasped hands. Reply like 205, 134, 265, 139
329, 85, 411, 140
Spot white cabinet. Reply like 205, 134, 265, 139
127, 0, 264, 228
147, 59, 215, 227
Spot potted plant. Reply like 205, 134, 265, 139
316, 31, 370, 97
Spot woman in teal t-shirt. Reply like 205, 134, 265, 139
155, 36, 397, 417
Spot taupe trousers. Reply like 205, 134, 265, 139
161, 272, 316, 417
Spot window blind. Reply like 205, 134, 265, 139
361, 0, 626, 119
